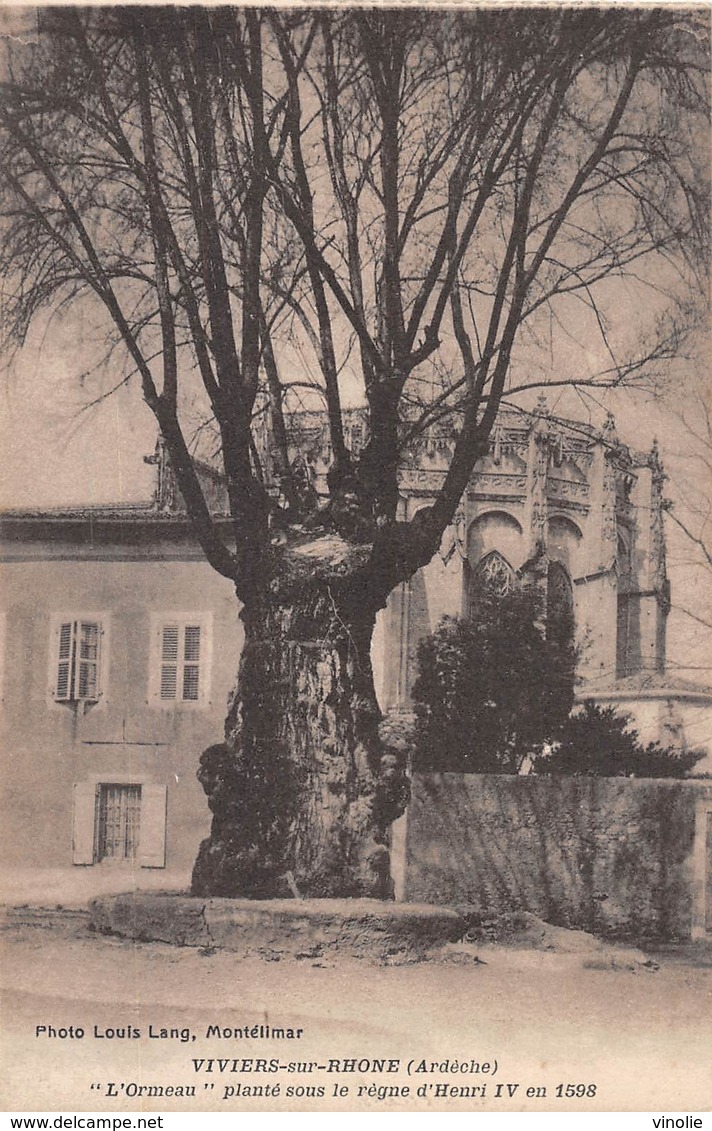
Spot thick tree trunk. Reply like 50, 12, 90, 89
191, 536, 410, 899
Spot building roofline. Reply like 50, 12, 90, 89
0, 509, 234, 562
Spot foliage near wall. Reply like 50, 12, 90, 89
412, 601, 703, 777
532, 701, 705, 778
411, 586, 575, 773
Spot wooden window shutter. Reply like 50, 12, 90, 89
72, 781, 98, 865
56, 622, 73, 701
182, 624, 201, 701
154, 617, 208, 704
137, 783, 167, 868
160, 625, 179, 700
78, 621, 100, 699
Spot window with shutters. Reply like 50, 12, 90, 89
73, 778, 167, 867
151, 614, 211, 706
51, 616, 105, 703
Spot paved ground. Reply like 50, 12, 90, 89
1, 907, 710, 1113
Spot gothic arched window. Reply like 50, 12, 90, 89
616, 532, 635, 677
475, 551, 516, 597
547, 561, 574, 648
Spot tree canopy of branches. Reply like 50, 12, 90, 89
412, 585, 576, 774
1, 7, 709, 898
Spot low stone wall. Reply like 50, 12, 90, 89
89, 894, 464, 960
404, 774, 711, 940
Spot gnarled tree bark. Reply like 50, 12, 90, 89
192, 535, 410, 898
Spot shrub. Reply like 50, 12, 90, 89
411, 582, 575, 773
531, 701, 705, 778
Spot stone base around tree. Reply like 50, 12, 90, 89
87, 892, 465, 961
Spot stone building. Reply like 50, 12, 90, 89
275, 398, 705, 745
0, 487, 241, 890
1, 401, 709, 895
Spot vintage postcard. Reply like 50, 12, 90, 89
1, 0, 710, 1117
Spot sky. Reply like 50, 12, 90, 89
0, 307, 158, 509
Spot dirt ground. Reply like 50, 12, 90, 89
1, 908, 710, 1114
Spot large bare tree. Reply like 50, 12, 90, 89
1, 6, 708, 897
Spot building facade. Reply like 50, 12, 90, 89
371, 401, 711, 758
0, 504, 241, 883
1, 402, 709, 891
374, 402, 672, 711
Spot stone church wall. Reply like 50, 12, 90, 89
404, 773, 712, 940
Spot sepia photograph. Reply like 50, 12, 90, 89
0, 1, 710, 1117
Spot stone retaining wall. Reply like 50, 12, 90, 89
403, 774, 712, 940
